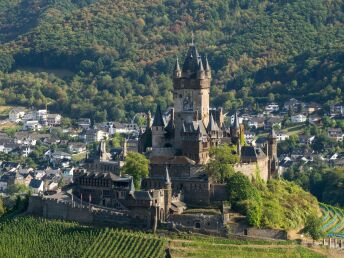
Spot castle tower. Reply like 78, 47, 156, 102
99, 139, 110, 161
152, 105, 165, 148
173, 40, 211, 150
163, 166, 172, 220
230, 112, 242, 156
268, 128, 278, 178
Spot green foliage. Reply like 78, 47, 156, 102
0, 0, 343, 120
284, 166, 344, 208
227, 173, 319, 229
121, 152, 149, 189
302, 214, 324, 240
0, 197, 4, 216
207, 144, 239, 183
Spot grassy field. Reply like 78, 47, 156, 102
0, 216, 326, 258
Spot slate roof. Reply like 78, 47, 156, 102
29, 179, 43, 189
152, 105, 165, 127
132, 191, 152, 201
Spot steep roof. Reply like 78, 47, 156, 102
207, 114, 220, 132
152, 105, 165, 127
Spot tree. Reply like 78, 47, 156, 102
302, 214, 324, 241
0, 197, 5, 216
206, 144, 239, 183
227, 172, 258, 211
121, 152, 149, 189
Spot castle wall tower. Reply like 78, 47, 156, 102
163, 166, 172, 220
152, 105, 165, 148
173, 43, 211, 150
268, 128, 278, 178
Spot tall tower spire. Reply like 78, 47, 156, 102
174, 57, 182, 78
205, 55, 211, 79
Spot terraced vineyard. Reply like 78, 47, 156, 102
0, 216, 326, 258
169, 237, 325, 258
0, 217, 165, 258
320, 204, 344, 238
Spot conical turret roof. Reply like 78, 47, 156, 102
152, 105, 165, 127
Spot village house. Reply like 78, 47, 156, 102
330, 105, 344, 117
23, 120, 42, 131
78, 118, 91, 129
82, 128, 109, 143
244, 131, 256, 144
283, 98, 305, 112
308, 114, 322, 126
29, 179, 44, 194
0, 139, 18, 154
264, 117, 283, 130
265, 103, 279, 113
291, 114, 307, 123
275, 131, 289, 142
299, 134, 315, 145
8, 108, 26, 123
47, 114, 62, 126
328, 128, 344, 142
247, 117, 265, 129
68, 142, 87, 154
305, 102, 321, 114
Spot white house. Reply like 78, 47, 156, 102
47, 114, 62, 126
328, 128, 344, 142
68, 142, 86, 154
244, 131, 256, 144
23, 121, 42, 131
265, 103, 279, 112
291, 114, 307, 123
29, 179, 44, 194
276, 131, 289, 142
9, 108, 26, 123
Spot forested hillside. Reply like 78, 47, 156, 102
0, 0, 343, 121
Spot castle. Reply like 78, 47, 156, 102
29, 42, 278, 233
138, 41, 278, 205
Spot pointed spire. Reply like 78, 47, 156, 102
270, 127, 277, 138
165, 165, 171, 185
205, 55, 211, 71
191, 31, 195, 46
175, 57, 181, 71
146, 111, 152, 129
234, 112, 240, 129
198, 58, 204, 71
130, 177, 135, 193
207, 113, 219, 132
174, 57, 182, 78
152, 105, 165, 127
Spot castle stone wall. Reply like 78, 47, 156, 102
234, 158, 269, 181
170, 213, 222, 231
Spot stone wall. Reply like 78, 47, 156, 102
170, 213, 223, 232
234, 158, 269, 181
211, 184, 228, 202
27, 195, 151, 229
230, 223, 287, 240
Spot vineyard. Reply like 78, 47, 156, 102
320, 204, 344, 238
0, 216, 326, 258
0, 217, 165, 258
168, 236, 325, 258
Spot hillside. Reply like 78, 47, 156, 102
0, 0, 344, 121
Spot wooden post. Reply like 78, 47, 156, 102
323, 238, 325, 246
334, 238, 337, 248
